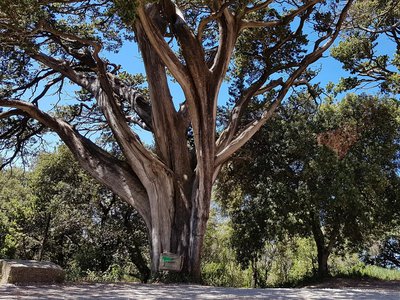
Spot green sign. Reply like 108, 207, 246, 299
159, 252, 183, 272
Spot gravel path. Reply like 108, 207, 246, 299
1, 283, 400, 300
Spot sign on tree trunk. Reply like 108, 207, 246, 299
159, 252, 183, 272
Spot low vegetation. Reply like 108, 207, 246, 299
2, 154, 399, 287
201, 213, 400, 288
1, 93, 400, 286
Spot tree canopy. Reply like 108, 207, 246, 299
0, 146, 151, 282
0, 0, 355, 280
331, 0, 400, 94
362, 234, 400, 270
216, 93, 400, 278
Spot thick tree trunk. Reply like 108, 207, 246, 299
311, 211, 330, 278
311, 212, 338, 278
316, 247, 330, 278
133, 4, 214, 282
146, 174, 211, 282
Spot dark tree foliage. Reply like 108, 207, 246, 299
0, 168, 34, 259
216, 93, 400, 279
0, 147, 150, 282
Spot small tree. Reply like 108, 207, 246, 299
217, 93, 400, 277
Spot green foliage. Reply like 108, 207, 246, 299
201, 216, 383, 288
334, 263, 400, 281
217, 92, 400, 278
288, 238, 318, 282
112, 0, 139, 26
361, 230, 400, 269
201, 209, 252, 287
331, 36, 374, 71
201, 208, 320, 288
80, 263, 136, 283
0, 169, 35, 258
354, 265, 400, 280
0, 146, 150, 282
331, 0, 400, 94
241, 236, 318, 287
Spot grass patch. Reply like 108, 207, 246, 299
338, 265, 400, 281
279, 264, 400, 288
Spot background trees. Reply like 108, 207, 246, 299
0, 168, 34, 258
362, 234, 400, 270
216, 93, 400, 279
0, 147, 150, 282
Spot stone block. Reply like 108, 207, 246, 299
0, 259, 65, 285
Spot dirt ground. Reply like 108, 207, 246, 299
303, 277, 400, 290
0, 279, 399, 300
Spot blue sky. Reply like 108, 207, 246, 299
39, 24, 398, 150
39, 43, 348, 149
102, 41, 347, 145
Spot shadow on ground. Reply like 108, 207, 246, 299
1, 283, 399, 299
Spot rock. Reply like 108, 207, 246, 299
0, 259, 65, 285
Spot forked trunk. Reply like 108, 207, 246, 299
311, 212, 334, 278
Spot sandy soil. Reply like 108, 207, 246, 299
303, 277, 400, 290
0, 281, 399, 300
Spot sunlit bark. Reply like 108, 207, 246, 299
0, 0, 354, 281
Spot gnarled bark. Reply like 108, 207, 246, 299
0, 0, 354, 282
